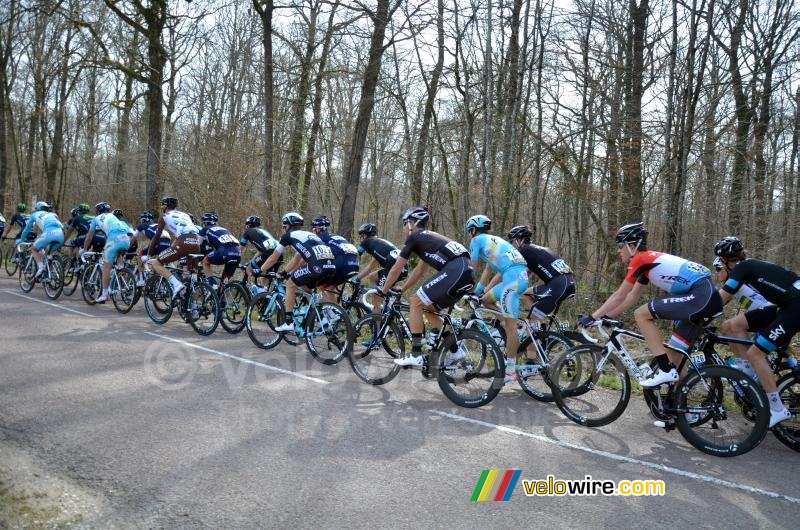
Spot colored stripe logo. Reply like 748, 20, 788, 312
470, 470, 522, 501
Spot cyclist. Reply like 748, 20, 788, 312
199, 212, 241, 290
8, 203, 34, 242
64, 203, 105, 262
113, 209, 137, 254
355, 223, 408, 312
16, 201, 64, 279
143, 197, 202, 297
379, 207, 475, 368
714, 236, 795, 427
82, 202, 131, 303
467, 215, 528, 382
0, 211, 5, 239
310, 216, 360, 304
578, 222, 721, 388
258, 212, 336, 332
240, 215, 281, 293
134, 210, 171, 287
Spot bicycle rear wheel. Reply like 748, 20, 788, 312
43, 258, 63, 300
62, 258, 79, 296
769, 372, 800, 452
5, 249, 20, 276
304, 302, 353, 365
143, 274, 174, 324
111, 268, 138, 313
245, 292, 285, 349
19, 259, 35, 292
81, 266, 102, 305
516, 332, 573, 403
349, 314, 405, 384
437, 328, 504, 408
187, 282, 220, 336
550, 345, 631, 427
220, 282, 249, 334
676, 365, 769, 457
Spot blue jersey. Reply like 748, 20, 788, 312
319, 231, 360, 266
10, 212, 29, 230
199, 225, 240, 251
469, 233, 526, 273
67, 213, 94, 236
17, 211, 63, 241
90, 212, 128, 238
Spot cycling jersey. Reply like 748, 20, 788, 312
90, 213, 128, 238
733, 284, 772, 311
399, 230, 469, 271
469, 233, 526, 273
162, 210, 199, 237
357, 237, 401, 268
10, 212, 28, 230
517, 244, 572, 282
276, 229, 335, 264
625, 250, 711, 294
0, 215, 4, 238
17, 211, 63, 240
67, 213, 94, 236
240, 227, 279, 254
723, 259, 800, 307
137, 221, 170, 243
199, 225, 240, 251
318, 231, 360, 286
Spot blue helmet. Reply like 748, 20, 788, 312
311, 216, 331, 228
466, 214, 492, 231
202, 212, 218, 226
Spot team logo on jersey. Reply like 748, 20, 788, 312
768, 325, 785, 342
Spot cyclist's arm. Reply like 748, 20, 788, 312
16, 220, 32, 242
381, 256, 410, 294
282, 253, 303, 275
718, 288, 733, 305
83, 228, 96, 252
146, 218, 166, 256
399, 259, 429, 295
591, 279, 634, 319
597, 280, 646, 319
486, 272, 502, 291
258, 247, 283, 273
356, 258, 380, 281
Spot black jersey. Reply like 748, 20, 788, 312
318, 231, 360, 264
399, 230, 469, 271
277, 229, 334, 263
518, 244, 572, 283
358, 237, 400, 268
723, 259, 800, 307
240, 227, 278, 254
200, 225, 240, 251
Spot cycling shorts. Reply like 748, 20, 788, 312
745, 302, 800, 353
529, 274, 576, 319
319, 260, 360, 289
488, 265, 528, 318
157, 233, 201, 265
34, 228, 64, 253
205, 244, 242, 278
291, 259, 336, 288
648, 277, 722, 352
417, 257, 475, 310
104, 233, 131, 263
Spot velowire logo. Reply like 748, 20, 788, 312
470, 470, 522, 501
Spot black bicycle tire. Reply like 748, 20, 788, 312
436, 328, 504, 408
516, 331, 574, 403
143, 275, 174, 324
304, 301, 353, 365
111, 268, 138, 314
770, 372, 800, 452
188, 282, 220, 336
220, 282, 249, 334
5, 249, 20, 276
43, 258, 63, 300
348, 313, 404, 385
18, 258, 35, 292
245, 292, 285, 350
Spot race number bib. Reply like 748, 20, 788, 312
444, 241, 467, 256
312, 245, 334, 261
339, 243, 359, 255
551, 259, 572, 274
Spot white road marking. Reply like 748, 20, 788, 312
5, 290, 95, 318
431, 409, 800, 506
144, 331, 329, 385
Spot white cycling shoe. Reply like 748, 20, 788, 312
394, 354, 425, 368
769, 408, 792, 428
639, 368, 678, 388
275, 322, 295, 333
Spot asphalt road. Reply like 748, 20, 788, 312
1, 275, 798, 528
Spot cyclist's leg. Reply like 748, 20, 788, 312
416, 257, 475, 350
486, 267, 528, 371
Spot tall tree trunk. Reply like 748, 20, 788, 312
480, 0, 494, 213
46, 29, 74, 205
0, 0, 13, 212
253, 0, 275, 208
498, 0, 523, 231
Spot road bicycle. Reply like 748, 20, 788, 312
18, 242, 64, 300
549, 318, 770, 457
79, 251, 139, 313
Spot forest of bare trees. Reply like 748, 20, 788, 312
1, 0, 799, 293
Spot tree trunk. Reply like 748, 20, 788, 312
253, 0, 275, 209
498, 0, 523, 231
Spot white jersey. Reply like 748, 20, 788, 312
734, 284, 772, 311
162, 210, 199, 237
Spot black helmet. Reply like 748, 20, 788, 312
615, 222, 648, 245
161, 196, 178, 209
16, 202, 26, 212
202, 212, 218, 226
311, 216, 331, 228
714, 236, 744, 259
402, 206, 430, 227
140, 210, 154, 222
281, 212, 304, 227
358, 223, 377, 236
113, 208, 124, 219
95, 201, 111, 214
245, 215, 261, 227
508, 225, 532, 242
70, 206, 79, 217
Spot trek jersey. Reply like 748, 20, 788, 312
276, 230, 334, 264
518, 244, 573, 282
199, 225, 240, 252
239, 227, 278, 254
357, 237, 401, 268
17, 211, 63, 240
318, 232, 360, 263
625, 251, 711, 295
90, 212, 128, 238
161, 210, 199, 237
469, 233, 526, 273
399, 230, 469, 271
723, 259, 800, 307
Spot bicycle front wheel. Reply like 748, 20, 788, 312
187, 282, 220, 336
220, 282, 249, 334
43, 258, 63, 300
772, 372, 800, 452
516, 332, 573, 403
143, 275, 174, 324
111, 268, 138, 314
675, 365, 769, 457
19, 258, 36, 292
5, 250, 20, 276
81, 266, 102, 305
245, 292, 285, 349
550, 345, 631, 427
62, 258, 79, 296
304, 302, 353, 365
437, 328, 504, 408
349, 314, 405, 385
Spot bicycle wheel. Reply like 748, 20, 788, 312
516, 331, 573, 403
676, 365, 769, 457
43, 258, 63, 300
769, 373, 800, 452
303, 302, 353, 365
111, 268, 138, 314
436, 328, 504, 408
550, 345, 631, 427
143, 274, 174, 324
19, 259, 35, 292
220, 282, 249, 334
5, 249, 20, 276
62, 258, 79, 296
246, 292, 285, 349
349, 313, 405, 384
187, 282, 220, 336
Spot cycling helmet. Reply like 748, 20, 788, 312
95, 201, 111, 214
507, 225, 533, 242
358, 223, 378, 236
16, 202, 27, 212
140, 210, 154, 222
281, 212, 304, 227
714, 236, 744, 259
465, 214, 492, 231
78, 203, 90, 214
113, 208, 125, 219
161, 196, 178, 209
70, 206, 79, 218
202, 212, 218, 226
615, 222, 648, 245
34, 201, 49, 212
311, 216, 331, 228
245, 215, 261, 227
402, 206, 430, 227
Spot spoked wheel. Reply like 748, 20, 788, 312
19, 259, 36, 292
550, 345, 631, 427
245, 292, 285, 349
772, 373, 800, 452
219, 282, 249, 334
62, 258, 80, 296
81, 266, 102, 305
516, 332, 573, 403
42, 258, 64, 300
186, 282, 220, 336
349, 314, 405, 384
303, 302, 353, 365
143, 274, 174, 324
5, 249, 21, 276
436, 328, 505, 408
111, 268, 138, 314
675, 365, 769, 457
